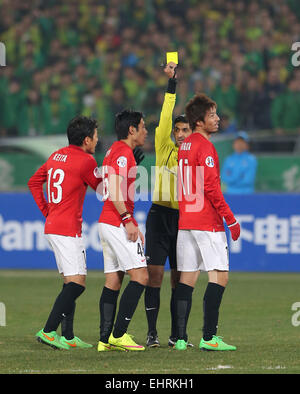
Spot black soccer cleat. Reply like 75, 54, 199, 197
146, 333, 160, 348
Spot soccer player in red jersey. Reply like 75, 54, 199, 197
174, 94, 240, 351
28, 116, 101, 350
97, 109, 149, 352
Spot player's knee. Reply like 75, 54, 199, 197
129, 268, 149, 286
147, 265, 164, 287
138, 270, 149, 287
221, 277, 229, 287
64, 274, 86, 288
218, 273, 229, 287
170, 269, 181, 289
139, 271, 149, 286
105, 278, 123, 291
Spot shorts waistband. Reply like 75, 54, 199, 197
151, 203, 179, 215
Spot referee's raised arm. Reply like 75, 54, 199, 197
155, 62, 178, 150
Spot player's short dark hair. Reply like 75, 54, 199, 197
67, 116, 98, 146
185, 93, 216, 131
174, 114, 188, 125
115, 109, 144, 140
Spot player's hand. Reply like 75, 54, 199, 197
138, 229, 145, 246
227, 221, 240, 241
125, 221, 139, 242
133, 147, 145, 165
164, 61, 177, 79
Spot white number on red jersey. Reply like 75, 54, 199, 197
102, 165, 109, 201
178, 158, 190, 196
47, 168, 65, 204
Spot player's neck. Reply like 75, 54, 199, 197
193, 129, 212, 140
80, 145, 94, 154
120, 138, 135, 150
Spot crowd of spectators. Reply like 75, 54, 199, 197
1, 0, 300, 142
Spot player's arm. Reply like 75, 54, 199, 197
108, 173, 143, 244
28, 163, 49, 217
81, 156, 102, 191
155, 62, 177, 150
201, 152, 240, 240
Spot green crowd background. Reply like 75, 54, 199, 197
1, 0, 300, 143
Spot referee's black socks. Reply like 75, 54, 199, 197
202, 282, 225, 341
144, 286, 160, 335
44, 282, 85, 334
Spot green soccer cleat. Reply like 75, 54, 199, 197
169, 337, 194, 348
175, 339, 187, 351
109, 333, 145, 351
35, 329, 69, 350
199, 335, 236, 351
60, 336, 93, 349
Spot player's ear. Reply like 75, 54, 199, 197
196, 119, 204, 128
82, 135, 90, 145
128, 125, 136, 136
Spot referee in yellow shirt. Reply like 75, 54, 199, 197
145, 61, 192, 347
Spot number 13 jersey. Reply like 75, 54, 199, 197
28, 145, 101, 237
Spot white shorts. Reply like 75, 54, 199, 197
177, 230, 229, 272
45, 234, 87, 276
98, 223, 147, 273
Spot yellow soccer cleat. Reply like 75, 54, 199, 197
109, 333, 145, 351
97, 341, 113, 352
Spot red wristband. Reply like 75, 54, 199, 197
122, 216, 133, 225
120, 212, 133, 225
120, 211, 130, 218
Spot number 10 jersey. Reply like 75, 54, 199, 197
177, 133, 235, 232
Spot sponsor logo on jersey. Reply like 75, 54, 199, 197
117, 156, 127, 168
93, 166, 102, 178
205, 156, 214, 167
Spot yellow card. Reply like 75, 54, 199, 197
166, 52, 178, 65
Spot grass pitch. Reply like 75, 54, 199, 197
1, 270, 300, 375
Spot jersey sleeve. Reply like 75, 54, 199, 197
198, 147, 235, 225
27, 162, 49, 217
80, 155, 102, 191
108, 149, 134, 179
155, 92, 176, 151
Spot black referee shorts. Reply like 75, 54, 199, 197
145, 203, 179, 270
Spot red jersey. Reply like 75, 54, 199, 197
178, 133, 235, 231
28, 145, 101, 237
99, 140, 137, 227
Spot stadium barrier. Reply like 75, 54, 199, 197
2, 135, 300, 192
0, 192, 299, 272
